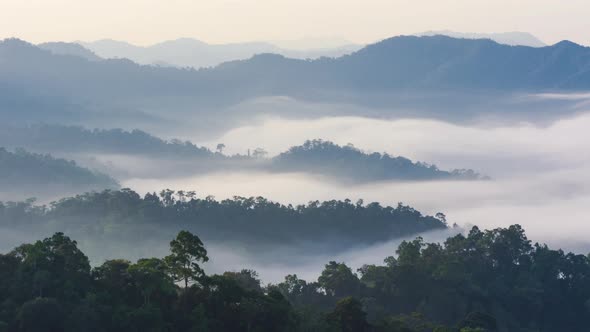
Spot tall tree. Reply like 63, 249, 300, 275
165, 231, 209, 288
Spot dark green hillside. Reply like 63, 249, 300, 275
0, 147, 118, 190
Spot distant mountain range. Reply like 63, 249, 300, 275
416, 31, 546, 47
38, 41, 102, 61
6, 35, 589, 94
69, 38, 362, 68
35, 32, 547, 70
2, 35, 590, 128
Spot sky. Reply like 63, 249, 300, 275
1, 0, 589, 46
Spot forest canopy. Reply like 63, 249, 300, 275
0, 189, 447, 255
0, 225, 588, 331
272, 139, 484, 181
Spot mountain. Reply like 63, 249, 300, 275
272, 139, 484, 182
0, 125, 484, 183
271, 36, 358, 50
80, 38, 361, 68
6, 35, 589, 96
214, 35, 590, 92
38, 41, 102, 61
0, 147, 118, 192
80, 38, 277, 68
417, 30, 547, 47
2, 36, 590, 127
0, 124, 215, 158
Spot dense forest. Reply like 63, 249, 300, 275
0, 189, 446, 255
272, 140, 484, 181
0, 125, 216, 159
1, 225, 588, 331
0, 125, 483, 182
0, 147, 118, 190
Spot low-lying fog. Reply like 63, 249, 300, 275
113, 111, 590, 283
198, 111, 590, 176
3, 102, 589, 284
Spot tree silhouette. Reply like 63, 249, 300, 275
216, 143, 226, 154
165, 230, 209, 288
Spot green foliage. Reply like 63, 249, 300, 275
0, 189, 447, 252
326, 297, 369, 332
17, 298, 64, 332
12, 232, 91, 300
222, 270, 262, 293
128, 258, 176, 305
165, 230, 209, 288
458, 312, 497, 331
318, 262, 361, 298
0, 226, 589, 331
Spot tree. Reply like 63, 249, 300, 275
396, 237, 424, 266
318, 261, 361, 297
159, 189, 176, 206
13, 232, 90, 300
222, 269, 262, 293
435, 212, 447, 225
128, 258, 175, 306
326, 297, 369, 332
252, 147, 268, 159
165, 231, 209, 288
458, 312, 497, 331
216, 143, 226, 154
17, 298, 64, 332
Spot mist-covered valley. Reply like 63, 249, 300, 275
2, 108, 590, 282
130, 110, 590, 250
3, 28, 590, 331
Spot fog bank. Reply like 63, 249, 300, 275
198, 111, 590, 177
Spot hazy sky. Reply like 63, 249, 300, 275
1, 0, 589, 46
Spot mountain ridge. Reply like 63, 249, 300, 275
416, 30, 547, 47
2, 35, 590, 128
76, 37, 361, 68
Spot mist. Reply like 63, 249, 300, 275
3, 93, 590, 284
197, 110, 590, 177
203, 228, 460, 284
114, 111, 590, 279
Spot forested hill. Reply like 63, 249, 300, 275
0, 188, 447, 253
0, 125, 484, 182
273, 139, 484, 181
0, 124, 216, 158
38, 41, 102, 61
0, 147, 118, 190
1, 225, 589, 331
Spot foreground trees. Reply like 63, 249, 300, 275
0, 225, 589, 331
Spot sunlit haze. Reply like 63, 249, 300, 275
1, 0, 590, 46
